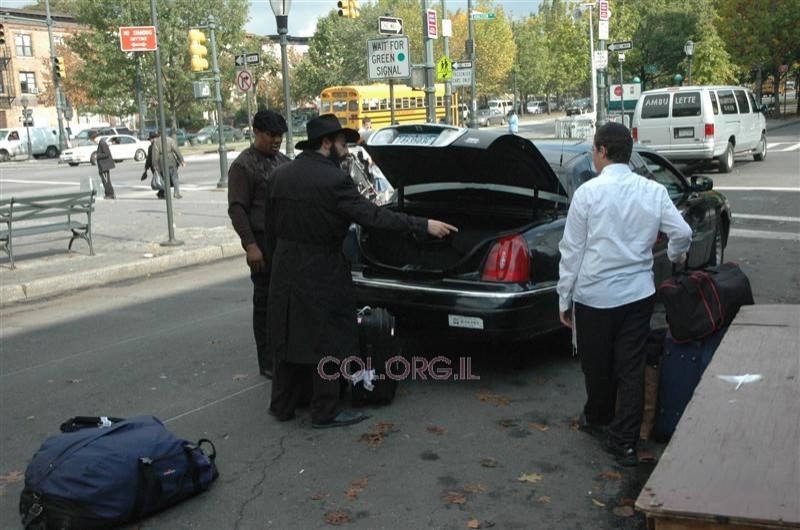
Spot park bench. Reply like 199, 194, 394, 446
0, 190, 96, 269
636, 304, 799, 530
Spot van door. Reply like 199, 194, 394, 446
636, 93, 671, 150
716, 89, 741, 149
734, 89, 757, 151
669, 90, 704, 154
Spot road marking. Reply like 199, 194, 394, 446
165, 381, 268, 424
730, 229, 800, 242
0, 179, 80, 186
768, 142, 800, 151
716, 187, 800, 192
736, 214, 800, 223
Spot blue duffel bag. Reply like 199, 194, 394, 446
19, 416, 218, 529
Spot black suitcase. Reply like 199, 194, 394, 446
351, 307, 401, 406
653, 327, 728, 440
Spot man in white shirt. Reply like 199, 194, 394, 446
557, 122, 692, 466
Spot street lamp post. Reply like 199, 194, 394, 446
684, 40, 694, 86
20, 96, 32, 161
270, 0, 294, 158
578, 3, 597, 120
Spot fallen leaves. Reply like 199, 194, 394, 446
476, 391, 510, 407
345, 477, 368, 500
528, 422, 549, 433
480, 458, 499, 468
467, 519, 481, 529
359, 422, 396, 448
427, 424, 447, 435
535, 495, 551, 504
232, 373, 249, 381
497, 418, 518, 428
443, 491, 467, 505
517, 472, 544, 484
592, 498, 606, 508
598, 470, 623, 481
462, 483, 488, 494
0, 470, 24, 485
310, 491, 330, 501
324, 510, 351, 525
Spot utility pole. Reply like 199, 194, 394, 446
150, 0, 182, 247
207, 15, 228, 188
135, 58, 147, 140
467, 0, 476, 128
422, 1, 436, 123
442, 0, 452, 125
44, 0, 67, 152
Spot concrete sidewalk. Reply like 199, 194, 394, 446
0, 187, 244, 305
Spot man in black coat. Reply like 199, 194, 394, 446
92, 132, 116, 199
266, 114, 457, 428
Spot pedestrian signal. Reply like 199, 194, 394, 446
188, 29, 209, 72
0, 23, 6, 45
53, 56, 66, 79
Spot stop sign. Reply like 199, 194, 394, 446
614, 85, 623, 97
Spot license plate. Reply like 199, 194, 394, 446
675, 127, 694, 139
448, 314, 484, 330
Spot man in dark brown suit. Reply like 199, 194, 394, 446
265, 114, 457, 428
228, 111, 291, 378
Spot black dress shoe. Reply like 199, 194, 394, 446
268, 409, 294, 422
578, 413, 609, 439
604, 439, 638, 467
312, 410, 369, 429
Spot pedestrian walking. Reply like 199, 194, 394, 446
557, 122, 692, 466
508, 109, 519, 134
265, 114, 457, 428
92, 132, 116, 199
227, 110, 291, 379
149, 131, 186, 199
143, 132, 163, 198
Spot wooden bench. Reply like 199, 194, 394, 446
636, 305, 800, 530
0, 190, 96, 269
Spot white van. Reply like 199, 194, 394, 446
487, 99, 513, 117
632, 86, 767, 173
0, 127, 61, 161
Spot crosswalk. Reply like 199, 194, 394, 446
767, 141, 800, 152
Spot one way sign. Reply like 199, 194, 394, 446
608, 41, 632, 52
235, 53, 261, 67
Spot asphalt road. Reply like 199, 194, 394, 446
1, 122, 798, 528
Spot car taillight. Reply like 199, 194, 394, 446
482, 235, 530, 282
632, 127, 638, 141
705, 123, 714, 138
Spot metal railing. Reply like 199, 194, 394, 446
554, 117, 595, 139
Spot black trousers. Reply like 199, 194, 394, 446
575, 295, 655, 447
269, 360, 338, 423
99, 171, 115, 198
251, 270, 271, 373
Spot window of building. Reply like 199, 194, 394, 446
15, 34, 33, 57
19, 72, 37, 94
0, 76, 5, 95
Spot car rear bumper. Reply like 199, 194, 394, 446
351, 272, 562, 342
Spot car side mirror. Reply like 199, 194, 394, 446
690, 175, 714, 192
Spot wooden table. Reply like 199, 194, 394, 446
637, 305, 800, 530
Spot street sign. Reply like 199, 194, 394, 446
193, 81, 211, 99
236, 69, 253, 93
436, 55, 452, 80
119, 26, 157, 52
609, 83, 641, 102
470, 11, 496, 20
598, 19, 609, 40
608, 41, 632, 52
618, 52, 625, 63
451, 62, 472, 87
378, 16, 403, 36
235, 53, 261, 67
367, 36, 411, 81
644, 64, 657, 74
598, 0, 610, 20
593, 50, 608, 69
425, 9, 438, 39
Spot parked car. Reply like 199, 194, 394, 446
631, 85, 767, 173
343, 124, 730, 343
476, 108, 505, 127
71, 126, 134, 145
188, 125, 244, 145
526, 100, 548, 114
59, 134, 149, 166
0, 127, 60, 161
566, 98, 593, 116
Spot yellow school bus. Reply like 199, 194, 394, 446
319, 84, 462, 130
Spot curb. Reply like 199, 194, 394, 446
1, 242, 243, 305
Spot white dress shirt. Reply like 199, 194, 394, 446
557, 163, 692, 312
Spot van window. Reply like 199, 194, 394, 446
672, 92, 701, 117
641, 94, 670, 119
734, 90, 750, 113
747, 92, 759, 113
710, 92, 719, 114
718, 90, 738, 114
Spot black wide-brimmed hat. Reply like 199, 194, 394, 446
148, 131, 159, 140
295, 114, 360, 150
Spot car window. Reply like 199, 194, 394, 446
734, 90, 750, 113
718, 90, 738, 114
710, 91, 719, 114
641, 94, 670, 119
672, 92, 701, 117
118, 136, 135, 144
638, 151, 686, 200
9, 131, 20, 141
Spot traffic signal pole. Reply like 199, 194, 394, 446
422, 0, 436, 123
207, 15, 228, 188
44, 0, 67, 151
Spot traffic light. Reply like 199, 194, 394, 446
53, 56, 66, 79
0, 23, 6, 46
337, 0, 359, 18
188, 29, 209, 72
350, 0, 360, 18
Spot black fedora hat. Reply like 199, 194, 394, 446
295, 114, 360, 150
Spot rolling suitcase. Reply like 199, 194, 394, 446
351, 306, 401, 406
653, 327, 728, 440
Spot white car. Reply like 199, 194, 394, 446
60, 134, 149, 166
